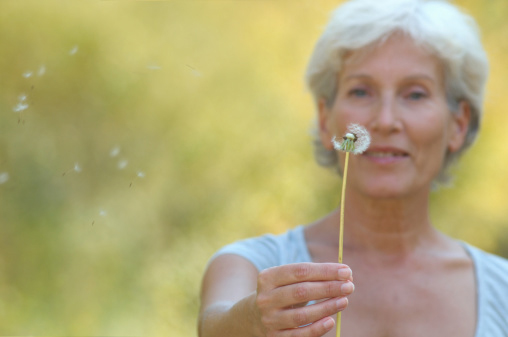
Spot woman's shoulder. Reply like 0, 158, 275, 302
209, 226, 312, 272
464, 243, 508, 276
462, 242, 508, 334
463, 243, 508, 292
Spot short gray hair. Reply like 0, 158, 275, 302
305, 0, 489, 185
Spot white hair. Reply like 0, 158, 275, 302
305, 0, 489, 185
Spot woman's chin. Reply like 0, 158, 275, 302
353, 177, 426, 200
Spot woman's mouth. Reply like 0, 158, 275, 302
366, 152, 406, 157
363, 148, 409, 163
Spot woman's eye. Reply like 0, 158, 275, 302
407, 91, 427, 100
348, 89, 368, 97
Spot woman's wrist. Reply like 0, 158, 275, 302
199, 292, 262, 337
231, 291, 264, 337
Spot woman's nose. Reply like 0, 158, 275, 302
369, 95, 402, 133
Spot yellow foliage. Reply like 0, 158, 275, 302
0, 0, 506, 335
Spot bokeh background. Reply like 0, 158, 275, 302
0, 0, 507, 335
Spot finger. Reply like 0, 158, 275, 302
271, 280, 354, 308
278, 317, 335, 337
259, 263, 352, 290
275, 297, 348, 331
290, 301, 309, 309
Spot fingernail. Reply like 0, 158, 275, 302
336, 297, 348, 309
341, 282, 354, 295
323, 318, 335, 330
338, 268, 351, 279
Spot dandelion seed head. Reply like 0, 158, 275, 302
74, 163, 82, 173
332, 123, 371, 154
0, 172, 9, 184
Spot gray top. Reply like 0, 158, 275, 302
212, 225, 508, 337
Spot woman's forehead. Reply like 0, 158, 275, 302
339, 34, 444, 84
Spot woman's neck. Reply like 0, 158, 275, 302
312, 189, 444, 258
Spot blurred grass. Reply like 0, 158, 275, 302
0, 1, 507, 336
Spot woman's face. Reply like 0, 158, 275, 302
319, 34, 470, 199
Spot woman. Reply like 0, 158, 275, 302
199, 0, 508, 336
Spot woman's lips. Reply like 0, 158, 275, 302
363, 147, 409, 164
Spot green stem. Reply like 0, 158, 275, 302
336, 151, 350, 337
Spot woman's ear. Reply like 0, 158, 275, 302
318, 98, 334, 150
448, 101, 471, 153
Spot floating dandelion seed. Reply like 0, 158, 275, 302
130, 171, 146, 187
186, 64, 202, 77
110, 146, 120, 157
69, 45, 79, 55
13, 94, 29, 113
22, 71, 33, 78
37, 65, 46, 76
0, 172, 9, 185
92, 209, 107, 225
333, 123, 370, 337
13, 102, 29, 112
62, 162, 81, 176
117, 159, 128, 170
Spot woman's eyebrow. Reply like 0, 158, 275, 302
343, 73, 437, 84
402, 74, 436, 83
343, 74, 371, 81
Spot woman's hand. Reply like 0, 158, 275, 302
254, 263, 354, 337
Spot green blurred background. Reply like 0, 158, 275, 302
0, 0, 507, 335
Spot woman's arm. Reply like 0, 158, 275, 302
199, 254, 354, 337
199, 254, 261, 336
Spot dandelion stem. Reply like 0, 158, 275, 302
331, 123, 370, 337
339, 152, 349, 264
336, 151, 350, 337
